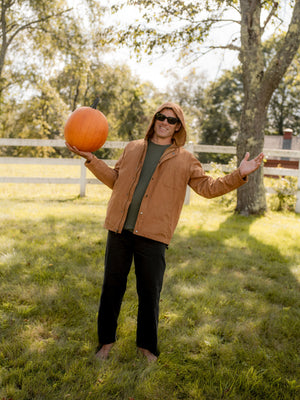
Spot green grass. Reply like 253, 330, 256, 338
0, 166, 300, 399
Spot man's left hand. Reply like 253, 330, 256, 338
239, 152, 264, 178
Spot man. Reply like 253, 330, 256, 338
66, 102, 264, 362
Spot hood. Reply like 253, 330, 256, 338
145, 102, 187, 147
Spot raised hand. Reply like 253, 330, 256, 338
239, 152, 264, 178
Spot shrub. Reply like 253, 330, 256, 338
209, 156, 237, 209
267, 176, 297, 212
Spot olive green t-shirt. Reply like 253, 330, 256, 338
124, 141, 170, 231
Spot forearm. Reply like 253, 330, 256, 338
85, 157, 118, 189
190, 168, 247, 199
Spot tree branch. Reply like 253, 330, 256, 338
6, 8, 72, 48
259, 0, 300, 108
209, 44, 241, 52
262, 2, 279, 33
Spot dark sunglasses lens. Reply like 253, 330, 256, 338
155, 113, 178, 125
167, 117, 178, 125
155, 113, 165, 121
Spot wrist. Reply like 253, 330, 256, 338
86, 154, 94, 163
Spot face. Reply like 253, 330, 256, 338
152, 108, 181, 145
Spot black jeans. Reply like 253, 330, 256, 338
97, 230, 167, 356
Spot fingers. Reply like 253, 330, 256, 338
65, 142, 93, 162
243, 151, 250, 161
244, 152, 264, 164
255, 152, 264, 164
65, 142, 82, 155
65, 142, 76, 152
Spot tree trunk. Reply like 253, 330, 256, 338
0, 0, 8, 94
236, 106, 267, 215
236, 0, 300, 215
236, 0, 266, 214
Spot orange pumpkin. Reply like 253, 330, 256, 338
64, 102, 109, 152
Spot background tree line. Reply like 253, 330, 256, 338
0, 0, 299, 213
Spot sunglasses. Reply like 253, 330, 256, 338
155, 112, 179, 125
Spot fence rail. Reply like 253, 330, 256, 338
1, 138, 300, 212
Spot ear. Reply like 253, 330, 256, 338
175, 122, 181, 132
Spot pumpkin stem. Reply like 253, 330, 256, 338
91, 97, 100, 109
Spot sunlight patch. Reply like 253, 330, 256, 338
0, 250, 12, 264
290, 265, 300, 282
0, 248, 17, 265
223, 237, 247, 248
161, 311, 180, 324
174, 283, 205, 298
23, 322, 57, 353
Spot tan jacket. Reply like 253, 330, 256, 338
86, 102, 247, 245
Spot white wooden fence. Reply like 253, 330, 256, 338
1, 138, 300, 212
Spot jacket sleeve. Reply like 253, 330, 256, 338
85, 151, 125, 189
188, 155, 248, 198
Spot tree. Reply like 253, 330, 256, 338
264, 37, 300, 136
199, 68, 243, 163
0, 0, 112, 156
0, 0, 105, 98
0, 56, 161, 158
106, 0, 300, 215
166, 69, 238, 162
267, 73, 300, 136
51, 60, 154, 142
178, 45, 300, 146
178, 45, 300, 144
165, 70, 206, 143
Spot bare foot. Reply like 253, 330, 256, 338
138, 347, 158, 362
95, 343, 114, 360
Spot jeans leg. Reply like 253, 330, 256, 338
97, 231, 133, 345
134, 236, 166, 356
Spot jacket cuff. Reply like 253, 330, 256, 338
238, 168, 248, 182
84, 155, 96, 166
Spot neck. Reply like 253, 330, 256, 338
150, 137, 172, 145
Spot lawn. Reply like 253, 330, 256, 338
0, 173, 299, 399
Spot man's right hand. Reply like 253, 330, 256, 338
65, 142, 94, 162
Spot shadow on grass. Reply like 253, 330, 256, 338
0, 213, 108, 399
159, 212, 300, 399
1, 209, 299, 400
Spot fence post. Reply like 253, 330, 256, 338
295, 166, 300, 214
80, 158, 86, 197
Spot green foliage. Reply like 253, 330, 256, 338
0, 49, 161, 158
1, 1, 79, 94
0, 80, 70, 157
51, 61, 153, 142
1, 0, 299, 164
109, 1, 237, 60
267, 176, 298, 212
168, 43, 299, 157
263, 35, 300, 136
195, 43, 300, 144
0, 178, 299, 399
166, 68, 242, 161
0, 0, 167, 155
202, 69, 243, 140
165, 69, 207, 142
208, 161, 298, 212
109, 0, 300, 214
207, 156, 238, 207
